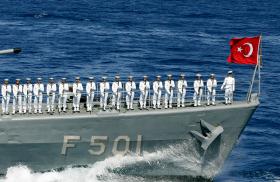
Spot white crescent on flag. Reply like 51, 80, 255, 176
243, 43, 253, 57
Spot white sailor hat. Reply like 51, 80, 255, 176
26, 78, 31, 81
143, 75, 148, 78
128, 75, 133, 79
115, 75, 120, 79
196, 73, 202, 77
61, 78, 67, 80
167, 74, 172, 77
180, 73, 185, 77
210, 73, 215, 77
4, 79, 9, 82
88, 76, 94, 80
102, 76, 107, 80
15, 78, 21, 81
37, 78, 42, 81
75, 76, 80, 80
49, 77, 54, 80
156, 75, 161, 78
228, 70, 233, 74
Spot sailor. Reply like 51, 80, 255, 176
12, 79, 23, 114
177, 73, 188, 108
1, 79, 11, 115
23, 78, 33, 114
193, 74, 204, 107
100, 76, 109, 111
221, 71, 235, 104
207, 74, 217, 106
72, 77, 83, 112
86, 77, 96, 112
33, 78, 44, 114
125, 75, 136, 110
152, 75, 163, 109
58, 78, 69, 112
46, 78, 57, 113
164, 74, 175, 109
139, 75, 150, 110
111, 75, 122, 110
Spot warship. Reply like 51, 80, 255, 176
0, 45, 261, 179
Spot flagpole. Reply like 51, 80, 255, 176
258, 35, 262, 96
247, 63, 258, 102
247, 35, 261, 102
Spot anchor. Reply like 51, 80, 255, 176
190, 119, 224, 151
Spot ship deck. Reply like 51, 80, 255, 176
0, 98, 259, 121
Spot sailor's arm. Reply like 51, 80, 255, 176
232, 78, 235, 91
46, 85, 51, 95
221, 78, 226, 90
86, 83, 90, 94
125, 82, 130, 94
171, 80, 175, 88
164, 81, 170, 94
206, 80, 211, 92
92, 82, 96, 91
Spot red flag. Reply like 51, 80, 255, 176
227, 36, 261, 65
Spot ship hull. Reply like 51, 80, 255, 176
0, 100, 259, 178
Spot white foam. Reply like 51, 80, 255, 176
0, 140, 221, 182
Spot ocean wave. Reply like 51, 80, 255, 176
0, 139, 222, 182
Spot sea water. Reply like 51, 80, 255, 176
0, 0, 279, 181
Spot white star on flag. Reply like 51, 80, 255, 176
237, 47, 243, 52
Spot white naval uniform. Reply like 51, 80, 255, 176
193, 79, 204, 106
207, 78, 217, 105
221, 76, 235, 104
1, 84, 11, 114
23, 83, 33, 113
47, 83, 57, 112
100, 82, 110, 110
112, 81, 122, 110
152, 81, 163, 108
12, 84, 23, 114
125, 81, 136, 109
72, 83, 83, 111
139, 80, 150, 109
177, 79, 187, 107
164, 80, 175, 108
33, 83, 44, 113
58, 83, 69, 111
86, 81, 96, 111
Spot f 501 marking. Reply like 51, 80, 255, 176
61, 135, 142, 156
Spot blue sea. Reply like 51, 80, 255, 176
0, 0, 279, 181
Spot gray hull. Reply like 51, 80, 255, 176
0, 99, 259, 178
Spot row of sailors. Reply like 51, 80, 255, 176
1, 71, 235, 114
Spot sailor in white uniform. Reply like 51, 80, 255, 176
58, 78, 69, 112
47, 78, 57, 113
193, 74, 204, 107
1, 79, 11, 115
221, 71, 235, 104
86, 77, 96, 111
23, 78, 33, 114
100, 76, 109, 111
125, 75, 136, 110
177, 73, 188, 108
72, 77, 83, 112
139, 75, 150, 110
12, 79, 23, 114
112, 75, 122, 110
207, 73, 217, 106
152, 75, 163, 109
207, 74, 217, 106
164, 74, 175, 109
33, 78, 44, 114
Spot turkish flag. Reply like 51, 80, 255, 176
227, 36, 261, 65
